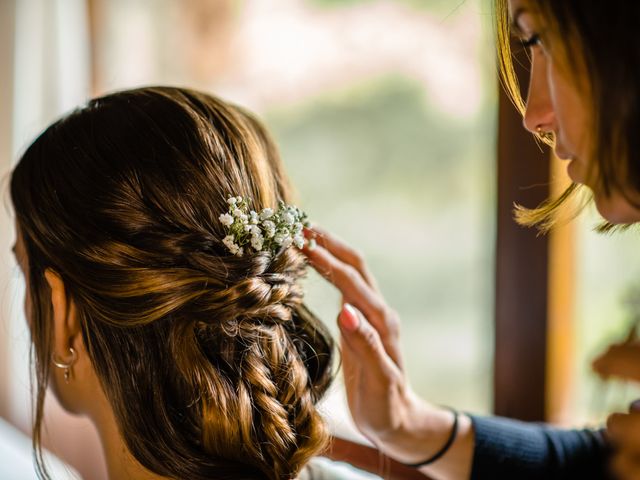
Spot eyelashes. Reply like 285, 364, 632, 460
510, 33, 544, 57
522, 34, 542, 49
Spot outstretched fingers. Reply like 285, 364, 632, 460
301, 227, 403, 367
302, 239, 388, 332
305, 226, 380, 293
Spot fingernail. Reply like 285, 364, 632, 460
340, 303, 360, 332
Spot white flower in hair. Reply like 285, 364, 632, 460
282, 211, 295, 225
222, 235, 235, 248
251, 233, 264, 251
219, 213, 234, 227
262, 220, 276, 238
260, 208, 274, 220
218, 196, 312, 256
293, 233, 305, 249
222, 235, 242, 256
273, 232, 287, 246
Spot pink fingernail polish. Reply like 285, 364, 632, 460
341, 304, 359, 331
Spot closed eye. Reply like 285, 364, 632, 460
522, 34, 541, 49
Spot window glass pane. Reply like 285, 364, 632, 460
574, 208, 640, 424
99, 0, 498, 423
5, 0, 498, 476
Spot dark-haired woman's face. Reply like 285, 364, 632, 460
509, 0, 640, 223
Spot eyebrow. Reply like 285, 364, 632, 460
510, 6, 528, 35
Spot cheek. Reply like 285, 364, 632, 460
547, 62, 590, 154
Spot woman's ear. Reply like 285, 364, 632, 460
44, 269, 81, 359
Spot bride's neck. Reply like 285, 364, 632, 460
90, 398, 168, 480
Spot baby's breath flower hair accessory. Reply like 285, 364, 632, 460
218, 196, 315, 256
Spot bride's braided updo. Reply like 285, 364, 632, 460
10, 86, 335, 479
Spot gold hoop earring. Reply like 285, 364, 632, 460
52, 347, 77, 384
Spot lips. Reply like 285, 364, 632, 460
554, 144, 574, 161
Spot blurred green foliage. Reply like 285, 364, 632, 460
309, 0, 467, 15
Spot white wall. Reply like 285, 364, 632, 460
0, 0, 16, 423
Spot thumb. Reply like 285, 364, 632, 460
338, 303, 389, 367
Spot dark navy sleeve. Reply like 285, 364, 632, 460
469, 415, 613, 479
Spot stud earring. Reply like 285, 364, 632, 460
51, 347, 77, 384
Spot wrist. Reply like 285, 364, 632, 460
402, 408, 459, 468
376, 394, 462, 465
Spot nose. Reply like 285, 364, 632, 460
522, 51, 555, 134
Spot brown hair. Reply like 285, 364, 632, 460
495, 0, 640, 232
10, 86, 334, 479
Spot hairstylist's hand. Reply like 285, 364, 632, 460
301, 227, 473, 477
608, 401, 640, 480
593, 340, 640, 383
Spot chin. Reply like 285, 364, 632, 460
593, 192, 640, 224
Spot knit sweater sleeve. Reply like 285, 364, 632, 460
469, 415, 612, 479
